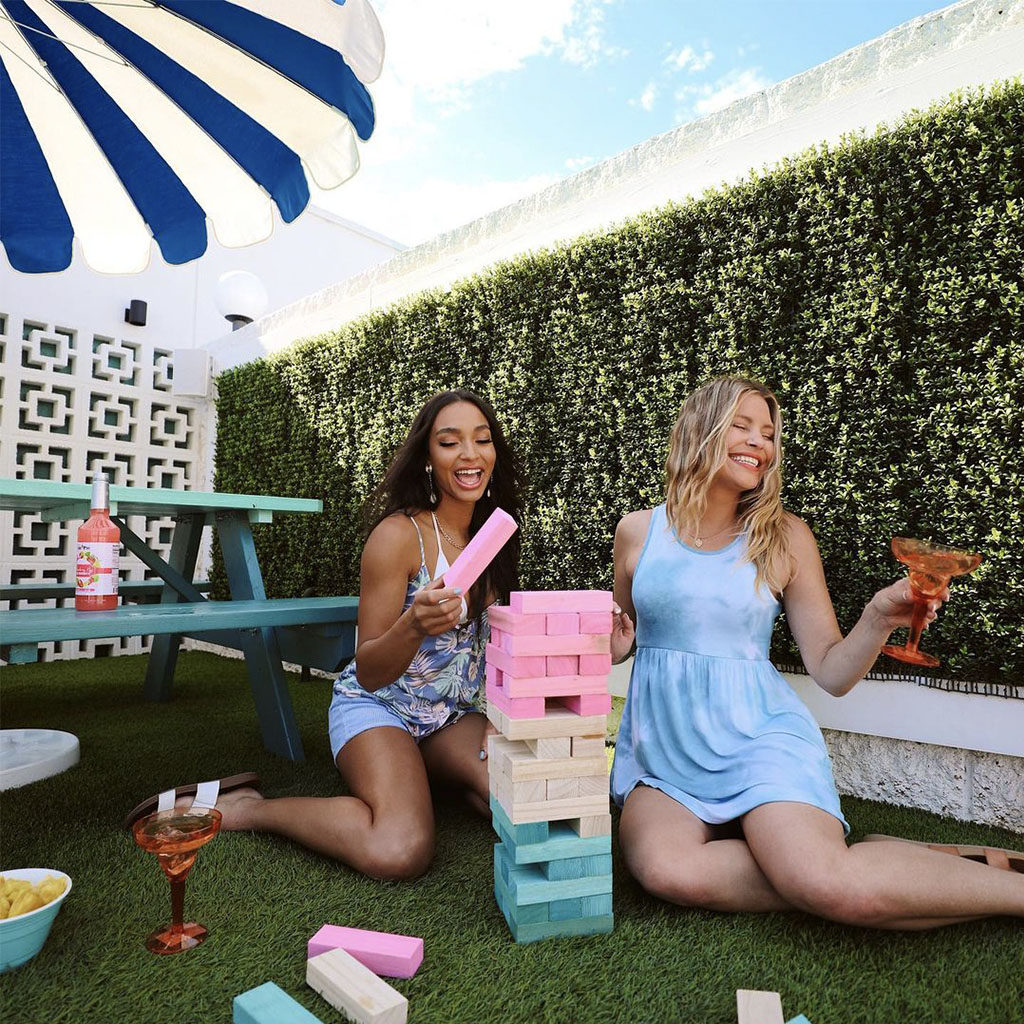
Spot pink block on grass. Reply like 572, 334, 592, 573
559, 692, 613, 715
579, 611, 613, 635
500, 632, 610, 657
307, 925, 423, 978
443, 508, 518, 593
546, 612, 580, 635
486, 643, 547, 679
579, 654, 612, 675
509, 590, 613, 614
502, 673, 609, 699
486, 677, 545, 718
487, 606, 547, 635
546, 655, 579, 677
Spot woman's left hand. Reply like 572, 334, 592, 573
479, 720, 499, 760
869, 579, 950, 632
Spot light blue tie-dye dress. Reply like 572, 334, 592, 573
610, 504, 848, 833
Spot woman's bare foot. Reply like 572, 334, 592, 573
170, 786, 263, 829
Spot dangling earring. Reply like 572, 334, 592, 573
426, 464, 437, 505
486, 483, 492, 498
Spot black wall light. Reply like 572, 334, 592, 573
125, 299, 148, 326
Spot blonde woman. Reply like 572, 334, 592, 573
609, 377, 1024, 928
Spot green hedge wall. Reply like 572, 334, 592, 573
214, 82, 1023, 690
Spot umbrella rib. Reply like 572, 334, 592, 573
4, 6, 128, 66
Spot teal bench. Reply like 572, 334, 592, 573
1, 580, 213, 603
0, 596, 359, 672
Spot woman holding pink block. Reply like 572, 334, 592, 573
129, 391, 523, 880
609, 376, 1024, 928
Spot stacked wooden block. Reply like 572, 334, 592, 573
486, 589, 615, 943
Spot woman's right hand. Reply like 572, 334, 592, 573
610, 603, 635, 664
406, 577, 464, 636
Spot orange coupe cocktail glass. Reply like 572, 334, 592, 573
132, 807, 222, 954
880, 537, 982, 668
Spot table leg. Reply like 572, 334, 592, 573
215, 512, 304, 762
142, 514, 205, 702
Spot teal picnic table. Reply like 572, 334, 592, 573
0, 479, 357, 761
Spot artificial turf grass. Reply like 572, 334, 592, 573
1, 652, 1021, 1024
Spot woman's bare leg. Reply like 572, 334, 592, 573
212, 726, 435, 880
419, 712, 491, 816
618, 786, 793, 912
742, 802, 1024, 929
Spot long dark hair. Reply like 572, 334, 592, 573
365, 390, 523, 618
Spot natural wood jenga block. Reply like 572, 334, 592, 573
571, 735, 606, 757
525, 736, 571, 758
572, 813, 612, 837
579, 611, 614, 634
508, 591, 613, 614
736, 990, 784, 1024
576, 774, 610, 798
546, 612, 580, 635
489, 735, 607, 782
546, 777, 580, 800
306, 948, 407, 1024
499, 791, 610, 825
487, 701, 607, 741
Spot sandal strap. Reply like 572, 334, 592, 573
927, 844, 962, 857
191, 780, 220, 811
984, 848, 1011, 871
156, 789, 176, 813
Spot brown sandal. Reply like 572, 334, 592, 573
861, 834, 1024, 873
123, 771, 260, 829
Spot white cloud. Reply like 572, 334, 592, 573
637, 81, 657, 111
564, 155, 596, 170
558, 1, 627, 68
674, 67, 772, 121
665, 45, 714, 73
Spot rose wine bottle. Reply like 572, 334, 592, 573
75, 472, 120, 611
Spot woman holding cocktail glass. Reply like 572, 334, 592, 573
609, 376, 1023, 928
127, 390, 523, 880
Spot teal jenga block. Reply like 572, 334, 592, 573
495, 861, 613, 944
785, 1017, 815, 1024
234, 982, 325, 1024
491, 796, 611, 863
494, 853, 548, 924
549, 898, 582, 921
542, 853, 613, 880
580, 892, 613, 916
495, 842, 612, 905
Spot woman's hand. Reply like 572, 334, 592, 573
406, 577, 464, 636
610, 603, 635, 664
479, 720, 498, 760
868, 579, 950, 633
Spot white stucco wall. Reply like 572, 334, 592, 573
210, 0, 1024, 370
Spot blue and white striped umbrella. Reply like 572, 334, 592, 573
0, 0, 383, 273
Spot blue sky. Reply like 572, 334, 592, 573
319, 0, 954, 246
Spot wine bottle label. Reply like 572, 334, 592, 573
75, 543, 119, 595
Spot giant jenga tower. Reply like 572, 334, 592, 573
485, 590, 615, 943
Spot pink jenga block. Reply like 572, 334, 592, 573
580, 611, 613, 634
486, 677, 545, 719
490, 625, 504, 646
307, 924, 423, 979
579, 654, 612, 675
443, 508, 518, 593
559, 692, 613, 715
486, 643, 547, 678
485, 662, 501, 687
546, 612, 580, 635
508, 590, 613, 614
547, 655, 579, 676
502, 673, 609, 699
500, 632, 610, 657
487, 606, 546, 635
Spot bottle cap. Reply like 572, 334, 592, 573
91, 472, 110, 510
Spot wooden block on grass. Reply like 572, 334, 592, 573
234, 983, 326, 1024
508, 591, 613, 614
306, 925, 423, 979
487, 701, 606, 741
784, 1017, 814, 1024
306, 948, 407, 1024
736, 990, 784, 1024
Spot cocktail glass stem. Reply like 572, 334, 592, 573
905, 598, 929, 655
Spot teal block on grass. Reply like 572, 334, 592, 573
543, 853, 613, 880
549, 898, 582, 921
494, 852, 548, 925
496, 842, 612, 906
234, 982, 325, 1024
491, 797, 611, 863
785, 1017, 815, 1024
580, 892, 613, 916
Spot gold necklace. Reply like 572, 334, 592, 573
433, 514, 468, 550
686, 521, 737, 549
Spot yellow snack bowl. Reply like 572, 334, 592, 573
0, 869, 72, 973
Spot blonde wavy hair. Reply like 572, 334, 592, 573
665, 376, 791, 595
